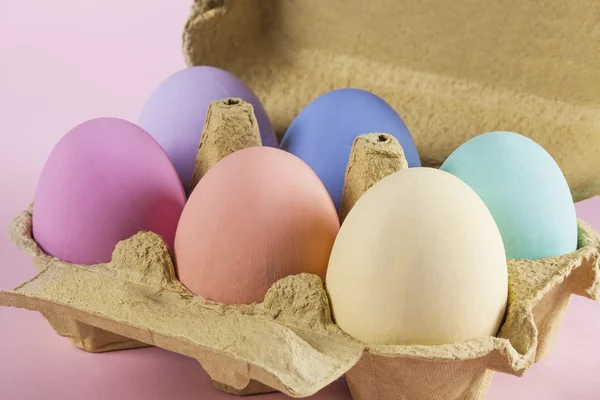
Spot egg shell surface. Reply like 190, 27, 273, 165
174, 146, 340, 305
441, 131, 577, 260
326, 167, 508, 345
279, 88, 421, 210
33, 118, 186, 265
139, 66, 277, 193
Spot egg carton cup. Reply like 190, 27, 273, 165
183, 0, 600, 203
2, 99, 600, 400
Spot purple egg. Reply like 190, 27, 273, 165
33, 118, 186, 265
139, 66, 277, 193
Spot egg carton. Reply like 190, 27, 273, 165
182, 0, 600, 203
2, 98, 600, 400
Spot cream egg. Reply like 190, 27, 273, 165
326, 168, 508, 345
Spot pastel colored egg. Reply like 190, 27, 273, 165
139, 66, 277, 193
174, 146, 340, 304
280, 88, 420, 209
441, 131, 577, 259
326, 168, 508, 345
33, 118, 186, 265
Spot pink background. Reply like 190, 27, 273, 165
1, 1, 599, 399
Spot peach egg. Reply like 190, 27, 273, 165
174, 147, 340, 304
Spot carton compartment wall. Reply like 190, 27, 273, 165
2, 99, 600, 399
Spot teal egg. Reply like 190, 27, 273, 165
441, 131, 577, 260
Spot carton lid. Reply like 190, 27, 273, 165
183, 0, 600, 202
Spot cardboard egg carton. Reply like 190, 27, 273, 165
183, 0, 600, 203
2, 99, 600, 400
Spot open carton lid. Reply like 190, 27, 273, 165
183, 0, 600, 202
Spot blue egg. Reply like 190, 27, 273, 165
441, 131, 577, 260
280, 88, 420, 209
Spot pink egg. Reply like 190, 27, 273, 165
174, 147, 340, 304
33, 118, 186, 265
